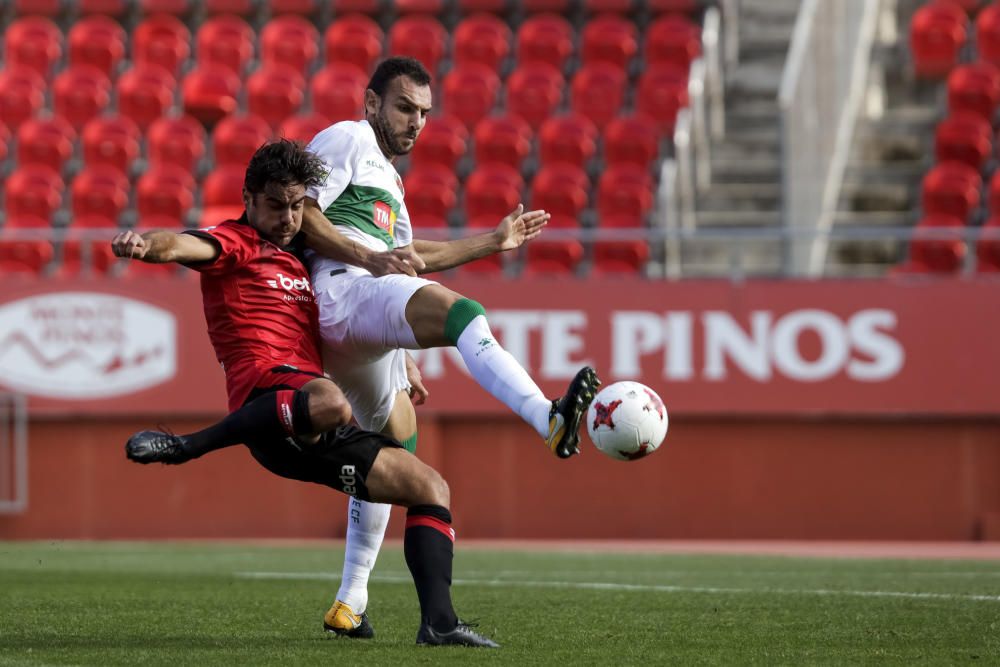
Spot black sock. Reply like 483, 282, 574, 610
182, 390, 312, 458
404, 504, 458, 632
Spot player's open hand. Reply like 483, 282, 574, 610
111, 230, 148, 259
367, 245, 427, 277
404, 353, 429, 406
495, 204, 550, 251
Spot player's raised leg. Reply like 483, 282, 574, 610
404, 285, 601, 458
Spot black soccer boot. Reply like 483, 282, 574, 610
125, 430, 194, 465
416, 620, 500, 648
323, 600, 375, 639
545, 366, 601, 458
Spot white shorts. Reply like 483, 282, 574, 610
314, 270, 437, 431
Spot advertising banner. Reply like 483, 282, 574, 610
1, 276, 997, 416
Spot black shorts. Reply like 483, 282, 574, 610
243, 385, 402, 500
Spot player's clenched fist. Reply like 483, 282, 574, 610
111, 230, 148, 259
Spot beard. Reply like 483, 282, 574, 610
372, 111, 416, 157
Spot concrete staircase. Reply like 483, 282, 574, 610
825, 0, 939, 276
683, 0, 801, 277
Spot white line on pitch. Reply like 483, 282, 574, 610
234, 571, 1000, 603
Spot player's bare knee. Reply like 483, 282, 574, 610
306, 384, 352, 431
417, 466, 450, 508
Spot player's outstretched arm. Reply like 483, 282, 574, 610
111, 230, 218, 264
301, 198, 425, 277
410, 204, 550, 273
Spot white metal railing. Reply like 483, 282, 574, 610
778, 0, 881, 277
0, 393, 28, 514
4, 225, 998, 276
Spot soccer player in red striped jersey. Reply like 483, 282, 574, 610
111, 140, 498, 648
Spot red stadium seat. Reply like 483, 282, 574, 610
403, 163, 459, 224
904, 214, 966, 273
597, 164, 654, 220
976, 215, 1000, 272
410, 115, 469, 170
53, 65, 112, 127
988, 170, 1000, 216
570, 63, 627, 129
516, 14, 574, 71
454, 14, 512, 70
260, 15, 320, 76
946, 62, 1000, 122
0, 67, 46, 127
148, 115, 208, 171
637, 65, 689, 134
5, 17, 62, 79
524, 240, 584, 275
978, 3, 1000, 66
137, 163, 197, 225
247, 64, 307, 129
530, 163, 590, 222
181, 64, 242, 126
212, 114, 273, 168
12, 0, 61, 15
933, 112, 992, 170
71, 165, 130, 223
61, 215, 125, 276
920, 160, 982, 222
117, 64, 176, 131
473, 114, 533, 170
68, 15, 127, 78
311, 63, 368, 123
538, 113, 599, 167
278, 112, 332, 144
443, 64, 501, 130
16, 115, 76, 172
196, 16, 255, 76
581, 14, 638, 69
200, 205, 247, 228
0, 65, 45, 127
506, 64, 563, 130
4, 165, 64, 224
909, 2, 968, 79
203, 165, 247, 207
82, 114, 141, 173
388, 16, 447, 74
605, 114, 660, 167
464, 162, 524, 219
592, 239, 649, 275
645, 14, 701, 72
0, 237, 54, 276
133, 15, 191, 77
325, 14, 384, 73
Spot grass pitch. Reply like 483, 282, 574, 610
1, 541, 999, 665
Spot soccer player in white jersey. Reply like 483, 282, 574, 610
299, 57, 601, 640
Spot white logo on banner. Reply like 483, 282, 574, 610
0, 292, 176, 399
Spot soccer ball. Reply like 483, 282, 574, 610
586, 381, 668, 461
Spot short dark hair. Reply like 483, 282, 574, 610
244, 139, 325, 195
367, 56, 432, 98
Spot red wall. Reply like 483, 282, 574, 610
3, 414, 999, 540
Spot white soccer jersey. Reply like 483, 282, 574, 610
305, 120, 412, 276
